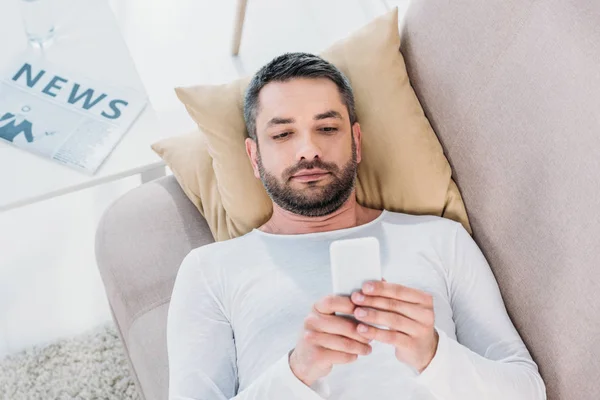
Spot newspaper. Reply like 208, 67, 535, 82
0, 53, 147, 175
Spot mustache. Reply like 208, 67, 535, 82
284, 159, 340, 180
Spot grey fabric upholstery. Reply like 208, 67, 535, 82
95, 175, 214, 400
400, 0, 600, 399
96, 1, 600, 399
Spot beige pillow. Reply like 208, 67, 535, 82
153, 7, 472, 240
151, 132, 231, 241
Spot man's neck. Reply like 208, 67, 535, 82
259, 194, 383, 235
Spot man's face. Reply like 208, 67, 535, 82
245, 77, 362, 217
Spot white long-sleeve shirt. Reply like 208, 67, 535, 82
167, 210, 546, 399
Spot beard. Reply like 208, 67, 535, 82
256, 139, 358, 217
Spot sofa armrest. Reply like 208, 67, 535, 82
94, 174, 214, 358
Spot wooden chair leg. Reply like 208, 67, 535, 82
232, 0, 248, 56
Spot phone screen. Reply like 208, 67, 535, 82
329, 237, 388, 329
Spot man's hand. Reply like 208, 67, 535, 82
350, 278, 439, 373
289, 294, 373, 387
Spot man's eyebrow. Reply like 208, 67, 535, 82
266, 117, 295, 127
314, 110, 343, 121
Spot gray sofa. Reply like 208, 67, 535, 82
95, 0, 600, 399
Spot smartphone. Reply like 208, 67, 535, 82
330, 237, 387, 329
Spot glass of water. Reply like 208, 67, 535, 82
20, 0, 56, 47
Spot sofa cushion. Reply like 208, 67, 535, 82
127, 303, 170, 400
400, 0, 600, 398
95, 176, 216, 399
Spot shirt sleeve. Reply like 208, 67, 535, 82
167, 250, 327, 400
415, 222, 547, 400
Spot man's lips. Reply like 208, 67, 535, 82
290, 169, 330, 182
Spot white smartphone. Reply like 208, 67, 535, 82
329, 237, 387, 329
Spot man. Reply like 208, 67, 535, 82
167, 53, 546, 399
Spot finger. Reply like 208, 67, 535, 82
354, 307, 422, 336
351, 292, 431, 325
362, 281, 433, 306
356, 323, 412, 347
319, 347, 359, 364
304, 330, 372, 356
314, 294, 356, 315
305, 313, 372, 344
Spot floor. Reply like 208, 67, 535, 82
0, 0, 409, 360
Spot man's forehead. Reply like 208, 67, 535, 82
256, 78, 347, 124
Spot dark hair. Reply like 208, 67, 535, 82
243, 52, 357, 141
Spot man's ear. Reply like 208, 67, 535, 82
245, 137, 261, 179
352, 122, 362, 164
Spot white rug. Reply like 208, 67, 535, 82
0, 322, 141, 400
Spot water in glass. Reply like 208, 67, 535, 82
20, 0, 56, 46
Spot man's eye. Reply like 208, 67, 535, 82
319, 127, 338, 133
273, 132, 291, 140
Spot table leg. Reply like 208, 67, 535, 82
140, 165, 166, 184
231, 0, 248, 55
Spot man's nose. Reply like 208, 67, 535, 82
296, 133, 322, 161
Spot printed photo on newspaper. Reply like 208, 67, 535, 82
0, 53, 147, 175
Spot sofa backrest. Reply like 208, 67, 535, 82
399, 1, 600, 399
